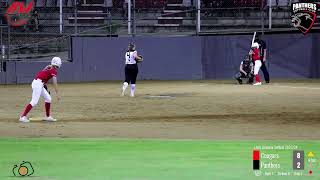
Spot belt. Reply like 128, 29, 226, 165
35, 78, 44, 83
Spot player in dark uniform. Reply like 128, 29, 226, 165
255, 35, 270, 83
121, 43, 143, 97
235, 55, 254, 84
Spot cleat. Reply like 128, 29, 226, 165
121, 89, 126, 97
130, 93, 135, 97
253, 82, 262, 86
43, 116, 57, 122
19, 116, 30, 123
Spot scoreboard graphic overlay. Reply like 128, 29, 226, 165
252, 145, 318, 177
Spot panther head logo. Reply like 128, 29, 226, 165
291, 3, 318, 34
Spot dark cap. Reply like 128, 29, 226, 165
128, 43, 135, 51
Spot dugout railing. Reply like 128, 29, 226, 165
1, 1, 319, 35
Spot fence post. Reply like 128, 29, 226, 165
261, 0, 265, 34
268, 0, 272, 29
107, 11, 112, 36
7, 26, 10, 60
59, 0, 63, 34
1, 45, 4, 59
0, 28, 2, 72
128, 0, 132, 35
196, 0, 201, 34
74, 0, 78, 35
0, 27, 2, 49
132, 0, 136, 36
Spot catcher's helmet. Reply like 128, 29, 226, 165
244, 55, 250, 61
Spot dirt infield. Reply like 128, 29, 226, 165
0, 80, 319, 140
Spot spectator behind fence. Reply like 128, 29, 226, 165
202, 0, 212, 16
123, 0, 128, 18
31, 10, 39, 32
24, 10, 39, 32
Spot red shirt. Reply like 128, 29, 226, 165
35, 65, 58, 84
252, 48, 261, 61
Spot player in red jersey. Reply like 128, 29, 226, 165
250, 43, 262, 86
19, 57, 62, 123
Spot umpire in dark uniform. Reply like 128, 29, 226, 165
255, 35, 270, 83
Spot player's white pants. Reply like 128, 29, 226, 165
30, 79, 52, 107
254, 60, 262, 75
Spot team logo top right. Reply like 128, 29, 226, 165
291, 2, 318, 34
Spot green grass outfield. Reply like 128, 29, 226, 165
0, 138, 319, 180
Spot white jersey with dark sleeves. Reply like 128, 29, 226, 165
125, 50, 137, 64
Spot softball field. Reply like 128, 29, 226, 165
0, 80, 319, 179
